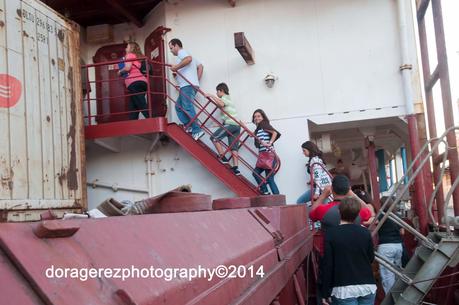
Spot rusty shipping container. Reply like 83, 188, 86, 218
0, 0, 86, 221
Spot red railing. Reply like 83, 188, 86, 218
82, 57, 281, 192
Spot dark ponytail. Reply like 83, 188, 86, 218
301, 141, 323, 159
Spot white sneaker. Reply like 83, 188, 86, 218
192, 131, 205, 141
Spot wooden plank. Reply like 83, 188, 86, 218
5, 0, 28, 199
48, 17, 63, 199
0, 199, 77, 209
67, 24, 85, 207
0, 0, 11, 199
234, 32, 255, 65
21, 2, 43, 199
63, 28, 75, 200
1, 208, 82, 222
56, 20, 69, 200
0, 0, 5, 45
35, 9, 55, 199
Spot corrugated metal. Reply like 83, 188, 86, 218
0, 0, 86, 221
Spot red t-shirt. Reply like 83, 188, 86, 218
309, 201, 372, 223
309, 200, 372, 256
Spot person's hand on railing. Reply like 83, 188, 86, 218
170, 65, 179, 72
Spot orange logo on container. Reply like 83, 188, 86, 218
0, 74, 22, 108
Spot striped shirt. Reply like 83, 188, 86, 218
256, 129, 273, 152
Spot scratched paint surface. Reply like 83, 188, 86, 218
0, 0, 85, 219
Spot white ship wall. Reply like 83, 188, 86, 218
82, 0, 422, 208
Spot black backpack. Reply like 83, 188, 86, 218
139, 60, 153, 77
134, 60, 153, 77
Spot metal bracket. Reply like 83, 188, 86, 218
248, 209, 284, 246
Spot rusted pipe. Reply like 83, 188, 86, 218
395, 0, 429, 232
431, 0, 459, 216
366, 139, 381, 210
417, 5, 446, 223
407, 115, 429, 234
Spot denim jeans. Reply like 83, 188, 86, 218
210, 124, 241, 151
297, 189, 311, 204
253, 160, 279, 194
378, 243, 403, 293
175, 85, 201, 133
332, 293, 375, 305
297, 189, 330, 205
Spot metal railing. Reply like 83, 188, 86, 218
82, 57, 281, 192
371, 126, 459, 238
371, 126, 459, 283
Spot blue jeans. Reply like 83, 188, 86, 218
297, 189, 331, 205
297, 189, 311, 204
378, 243, 403, 293
332, 293, 375, 305
210, 124, 241, 151
253, 160, 279, 194
175, 85, 201, 133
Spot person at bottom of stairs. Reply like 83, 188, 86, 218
320, 197, 376, 305
206, 83, 242, 176
376, 196, 404, 294
252, 109, 281, 195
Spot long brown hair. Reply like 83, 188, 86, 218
301, 141, 323, 159
127, 42, 143, 58
252, 109, 270, 127
252, 109, 281, 147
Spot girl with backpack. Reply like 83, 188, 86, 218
252, 109, 281, 195
118, 42, 149, 120
297, 141, 333, 204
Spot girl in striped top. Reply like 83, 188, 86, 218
252, 109, 281, 195
296, 141, 333, 204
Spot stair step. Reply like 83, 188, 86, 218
416, 246, 434, 262
166, 124, 260, 197
391, 291, 401, 302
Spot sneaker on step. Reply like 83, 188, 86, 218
231, 166, 241, 176
192, 130, 205, 141
179, 124, 192, 133
219, 156, 230, 164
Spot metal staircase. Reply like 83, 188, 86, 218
380, 232, 459, 305
82, 57, 281, 197
371, 126, 459, 305
167, 123, 259, 196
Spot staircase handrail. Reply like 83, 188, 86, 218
371, 126, 459, 243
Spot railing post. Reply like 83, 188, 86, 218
85, 66, 92, 125
145, 58, 152, 118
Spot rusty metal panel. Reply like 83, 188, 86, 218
5, 0, 28, 199
0, 0, 86, 221
0, 250, 46, 305
0, 0, 10, 200
0, 206, 312, 305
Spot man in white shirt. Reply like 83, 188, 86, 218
169, 38, 204, 140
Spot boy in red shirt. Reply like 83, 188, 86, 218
310, 175, 373, 231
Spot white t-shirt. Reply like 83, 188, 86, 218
176, 49, 201, 88
331, 284, 377, 299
